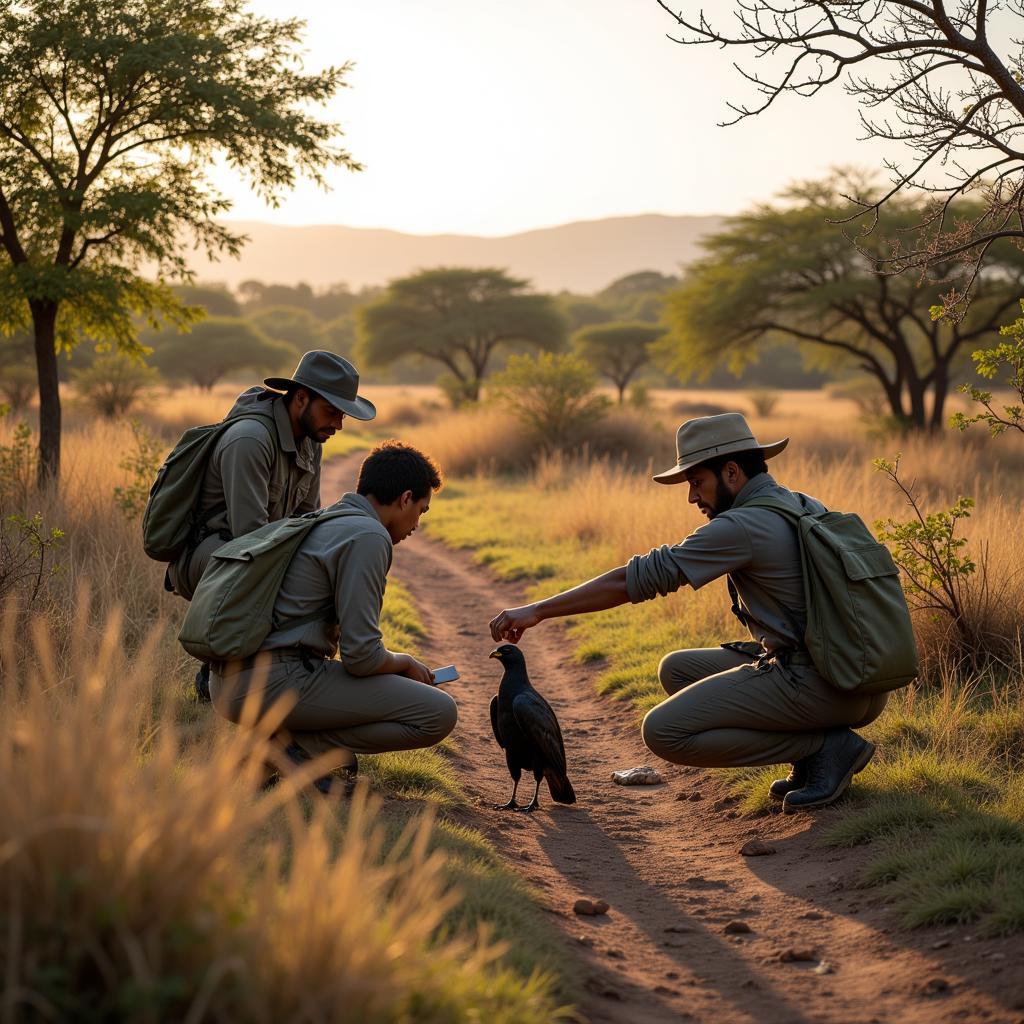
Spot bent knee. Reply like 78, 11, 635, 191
425, 690, 458, 743
641, 705, 699, 765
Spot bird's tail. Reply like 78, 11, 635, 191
545, 768, 576, 805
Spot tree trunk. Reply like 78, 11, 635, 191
30, 300, 61, 489
906, 376, 927, 431
875, 372, 908, 427
930, 363, 949, 432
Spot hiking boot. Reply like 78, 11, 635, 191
194, 662, 211, 703
783, 728, 875, 814
282, 744, 358, 797
768, 759, 809, 801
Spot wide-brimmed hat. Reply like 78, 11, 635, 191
265, 351, 376, 421
653, 412, 788, 485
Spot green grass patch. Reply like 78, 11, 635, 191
322, 430, 378, 459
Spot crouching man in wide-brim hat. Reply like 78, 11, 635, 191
488, 413, 886, 812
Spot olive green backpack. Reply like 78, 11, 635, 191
737, 498, 919, 694
141, 412, 275, 563
178, 505, 369, 662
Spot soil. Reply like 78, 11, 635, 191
326, 457, 1024, 1024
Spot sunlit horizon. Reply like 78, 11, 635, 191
211, 0, 893, 236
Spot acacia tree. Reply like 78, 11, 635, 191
357, 268, 566, 405
147, 319, 295, 391
572, 322, 665, 403
657, 2, 1024, 295
656, 179, 1024, 430
0, 0, 359, 486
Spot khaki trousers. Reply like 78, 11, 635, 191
210, 650, 458, 770
640, 646, 887, 768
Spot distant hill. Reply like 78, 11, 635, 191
184, 214, 724, 294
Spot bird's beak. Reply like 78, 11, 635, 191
488, 650, 500, 660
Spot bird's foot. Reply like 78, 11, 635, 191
514, 801, 539, 813
493, 799, 520, 811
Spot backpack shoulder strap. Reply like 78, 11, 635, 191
267, 504, 380, 632
736, 495, 813, 521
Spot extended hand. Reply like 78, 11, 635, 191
489, 604, 540, 644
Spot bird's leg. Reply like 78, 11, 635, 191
516, 778, 542, 813
494, 778, 520, 811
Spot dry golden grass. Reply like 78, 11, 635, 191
0, 598, 564, 1021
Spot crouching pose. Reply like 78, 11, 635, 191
489, 413, 914, 812
209, 441, 457, 792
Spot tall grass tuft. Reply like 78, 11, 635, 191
0, 597, 566, 1022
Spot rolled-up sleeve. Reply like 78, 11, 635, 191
626, 515, 753, 603
335, 532, 392, 676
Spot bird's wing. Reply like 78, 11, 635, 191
512, 691, 567, 774
489, 695, 505, 749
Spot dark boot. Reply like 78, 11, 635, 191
768, 759, 809, 801
783, 728, 875, 813
194, 662, 211, 703
281, 744, 358, 797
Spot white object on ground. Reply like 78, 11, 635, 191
611, 766, 664, 786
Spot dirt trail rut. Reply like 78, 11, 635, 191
325, 457, 1024, 1024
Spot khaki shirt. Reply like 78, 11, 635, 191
171, 388, 321, 598
625, 473, 827, 651
261, 492, 392, 676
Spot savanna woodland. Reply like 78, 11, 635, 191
3, 1, 1024, 1022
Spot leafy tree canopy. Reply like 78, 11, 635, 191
172, 284, 241, 319
146, 318, 294, 390
238, 280, 367, 321
356, 268, 566, 405
573, 321, 666, 403
656, 176, 1024, 431
249, 305, 325, 357
0, 0, 359, 483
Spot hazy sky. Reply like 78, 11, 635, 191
214, 0, 893, 236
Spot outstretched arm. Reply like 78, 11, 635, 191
489, 565, 629, 643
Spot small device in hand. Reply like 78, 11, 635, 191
431, 665, 459, 685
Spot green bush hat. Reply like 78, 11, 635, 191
652, 412, 788, 485
265, 351, 377, 421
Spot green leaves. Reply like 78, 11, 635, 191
873, 454, 976, 625
490, 352, 609, 451
952, 298, 1024, 437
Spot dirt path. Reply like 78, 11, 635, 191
326, 457, 1024, 1024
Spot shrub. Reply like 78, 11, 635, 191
668, 397, 728, 418
113, 422, 166, 519
71, 352, 160, 418
870, 453, 1020, 673
627, 382, 650, 410
438, 373, 479, 409
746, 387, 780, 417
0, 416, 36, 507
0, 362, 36, 413
0, 511, 64, 604
490, 352, 610, 452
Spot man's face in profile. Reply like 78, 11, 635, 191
298, 393, 346, 444
684, 465, 738, 519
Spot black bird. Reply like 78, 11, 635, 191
489, 644, 576, 812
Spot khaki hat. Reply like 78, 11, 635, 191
265, 351, 376, 421
653, 412, 788, 485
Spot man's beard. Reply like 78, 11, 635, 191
298, 405, 329, 443
708, 475, 736, 518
